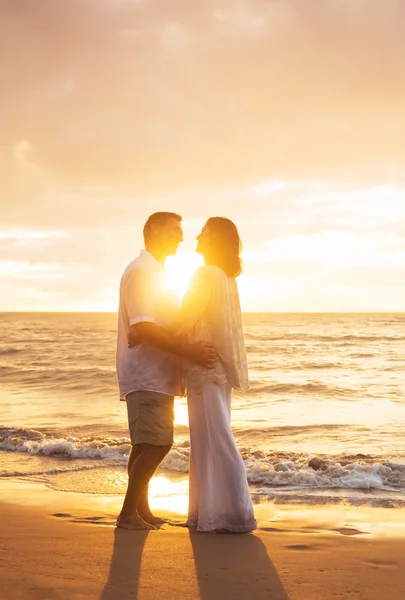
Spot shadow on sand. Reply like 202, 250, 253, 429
100, 527, 288, 599
99, 529, 149, 600
189, 529, 289, 600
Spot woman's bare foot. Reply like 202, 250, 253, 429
212, 529, 229, 534
212, 529, 251, 534
116, 513, 156, 530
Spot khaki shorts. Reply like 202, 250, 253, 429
126, 391, 174, 446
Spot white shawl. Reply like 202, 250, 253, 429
177, 265, 249, 393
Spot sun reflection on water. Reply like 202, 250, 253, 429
148, 475, 189, 514
174, 399, 189, 427
106, 472, 189, 515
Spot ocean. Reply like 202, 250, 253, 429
1, 312, 405, 509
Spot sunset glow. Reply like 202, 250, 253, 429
166, 251, 203, 301
1, 1, 405, 312
2, 4, 405, 594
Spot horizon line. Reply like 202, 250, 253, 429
0, 311, 404, 315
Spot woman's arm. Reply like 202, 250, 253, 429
176, 267, 213, 337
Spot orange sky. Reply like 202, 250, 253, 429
1, 1, 405, 311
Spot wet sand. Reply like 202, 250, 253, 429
1, 480, 405, 599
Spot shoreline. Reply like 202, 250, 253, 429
2, 477, 405, 533
1, 479, 405, 599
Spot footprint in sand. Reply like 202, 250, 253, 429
51, 513, 182, 528
71, 519, 116, 526
333, 527, 368, 536
71, 516, 115, 526
365, 559, 398, 568
285, 544, 317, 551
51, 513, 115, 526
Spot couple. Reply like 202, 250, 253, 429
116, 212, 256, 533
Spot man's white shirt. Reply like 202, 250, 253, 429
116, 250, 180, 399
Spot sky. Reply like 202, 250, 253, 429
1, 0, 405, 312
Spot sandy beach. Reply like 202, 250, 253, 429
3, 0, 405, 595
1, 480, 405, 600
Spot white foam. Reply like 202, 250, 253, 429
161, 447, 189, 473
1, 429, 405, 493
0, 432, 130, 463
243, 457, 405, 491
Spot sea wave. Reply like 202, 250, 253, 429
247, 381, 355, 397
1, 427, 404, 493
245, 332, 405, 343
0, 427, 130, 461
244, 455, 405, 491
0, 367, 116, 390
252, 491, 405, 509
0, 464, 101, 478
295, 361, 343, 370
0, 348, 22, 355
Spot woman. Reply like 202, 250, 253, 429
177, 217, 257, 533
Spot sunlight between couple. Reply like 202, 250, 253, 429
116, 212, 257, 533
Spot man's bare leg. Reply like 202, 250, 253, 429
127, 444, 162, 523
127, 444, 144, 475
117, 444, 171, 530
137, 482, 168, 525
118, 445, 152, 530
121, 444, 171, 526
126, 460, 168, 524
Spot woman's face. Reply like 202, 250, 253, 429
196, 224, 213, 255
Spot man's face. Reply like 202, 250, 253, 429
158, 217, 184, 256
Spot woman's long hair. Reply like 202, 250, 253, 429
205, 217, 242, 278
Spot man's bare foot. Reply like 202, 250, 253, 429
138, 510, 168, 525
116, 514, 156, 530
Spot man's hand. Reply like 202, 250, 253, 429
188, 342, 217, 369
127, 322, 217, 369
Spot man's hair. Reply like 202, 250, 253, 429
143, 212, 182, 243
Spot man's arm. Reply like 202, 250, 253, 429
131, 322, 216, 369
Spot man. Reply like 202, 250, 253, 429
116, 212, 216, 530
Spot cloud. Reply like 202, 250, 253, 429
1, 1, 405, 310
2, 0, 405, 206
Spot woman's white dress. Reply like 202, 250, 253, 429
179, 265, 257, 533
